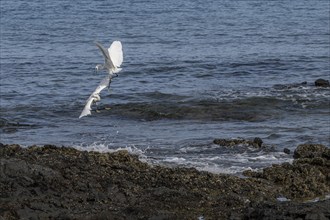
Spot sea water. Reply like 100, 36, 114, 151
1, 0, 329, 173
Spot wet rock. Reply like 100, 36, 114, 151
242, 200, 330, 220
283, 148, 291, 154
244, 144, 330, 200
0, 143, 329, 219
213, 137, 275, 152
315, 78, 330, 87
293, 144, 329, 159
253, 137, 263, 147
213, 138, 261, 148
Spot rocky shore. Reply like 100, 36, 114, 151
0, 143, 329, 220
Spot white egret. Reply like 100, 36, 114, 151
95, 41, 123, 88
79, 40, 123, 118
79, 76, 110, 118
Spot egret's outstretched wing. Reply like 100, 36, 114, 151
96, 41, 115, 70
108, 41, 123, 68
79, 97, 95, 118
95, 41, 110, 60
79, 76, 110, 119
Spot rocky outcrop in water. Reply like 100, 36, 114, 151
0, 143, 329, 219
213, 137, 264, 148
213, 137, 277, 153
315, 78, 330, 87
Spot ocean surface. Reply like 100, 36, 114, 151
1, 0, 329, 173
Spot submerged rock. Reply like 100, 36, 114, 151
0, 143, 329, 219
0, 117, 38, 133
273, 81, 308, 90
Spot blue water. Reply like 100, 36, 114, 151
1, 0, 329, 173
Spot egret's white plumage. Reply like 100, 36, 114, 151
79, 40, 123, 118
95, 41, 123, 76
79, 76, 110, 118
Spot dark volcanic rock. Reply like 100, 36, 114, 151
213, 137, 276, 153
293, 144, 329, 159
315, 78, 330, 87
213, 137, 264, 148
253, 137, 263, 147
315, 79, 330, 87
244, 144, 330, 199
0, 143, 329, 219
283, 148, 291, 154
243, 199, 330, 220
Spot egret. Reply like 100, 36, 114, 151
79, 40, 123, 118
95, 41, 123, 87
79, 76, 110, 118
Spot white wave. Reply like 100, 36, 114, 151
163, 157, 186, 163
205, 155, 250, 163
196, 165, 257, 174
72, 142, 149, 162
71, 142, 294, 175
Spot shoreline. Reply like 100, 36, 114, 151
0, 143, 329, 219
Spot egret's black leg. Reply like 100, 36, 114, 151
108, 78, 112, 89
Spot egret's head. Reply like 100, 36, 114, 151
92, 94, 101, 102
95, 64, 103, 72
